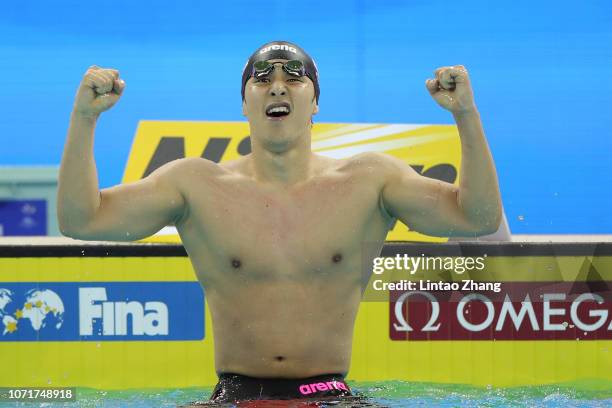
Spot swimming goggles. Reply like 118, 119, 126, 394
252, 60, 306, 79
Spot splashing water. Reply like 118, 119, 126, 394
24, 381, 611, 407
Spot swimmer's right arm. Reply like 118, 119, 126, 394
58, 66, 185, 241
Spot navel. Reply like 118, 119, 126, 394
332, 253, 343, 263
231, 258, 242, 269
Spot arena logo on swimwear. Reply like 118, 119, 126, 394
389, 282, 612, 340
298, 380, 348, 395
0, 282, 204, 341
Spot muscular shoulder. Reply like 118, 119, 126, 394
337, 152, 401, 223
150, 157, 224, 180
339, 152, 416, 181
144, 157, 228, 197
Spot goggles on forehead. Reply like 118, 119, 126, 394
252, 60, 306, 79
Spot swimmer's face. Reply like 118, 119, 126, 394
242, 58, 319, 151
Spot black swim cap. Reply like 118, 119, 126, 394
241, 40, 319, 103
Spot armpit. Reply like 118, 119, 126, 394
378, 191, 397, 229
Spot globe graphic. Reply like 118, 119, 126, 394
0, 288, 13, 314
0, 288, 16, 335
0, 288, 65, 335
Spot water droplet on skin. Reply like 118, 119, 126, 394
47, 379, 52, 384
517, 215, 525, 221
126, 232, 130, 236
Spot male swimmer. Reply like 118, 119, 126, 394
57, 41, 502, 403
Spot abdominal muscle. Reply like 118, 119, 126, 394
205, 269, 363, 378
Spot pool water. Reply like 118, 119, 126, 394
5, 381, 611, 407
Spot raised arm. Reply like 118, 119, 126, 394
57, 66, 185, 241
380, 65, 502, 237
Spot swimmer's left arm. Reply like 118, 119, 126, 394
377, 153, 498, 237
377, 66, 502, 236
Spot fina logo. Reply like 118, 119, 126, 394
79, 288, 168, 336
259, 44, 297, 55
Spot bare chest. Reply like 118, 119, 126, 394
179, 173, 387, 275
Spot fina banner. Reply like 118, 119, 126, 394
122, 121, 461, 243
0, 253, 216, 389
0, 282, 204, 341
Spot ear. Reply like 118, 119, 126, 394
242, 100, 248, 117
312, 102, 319, 116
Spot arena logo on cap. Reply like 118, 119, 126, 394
259, 44, 297, 54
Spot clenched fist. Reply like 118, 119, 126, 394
425, 65, 476, 114
73, 66, 125, 118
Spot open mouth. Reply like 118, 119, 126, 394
265, 102, 291, 119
